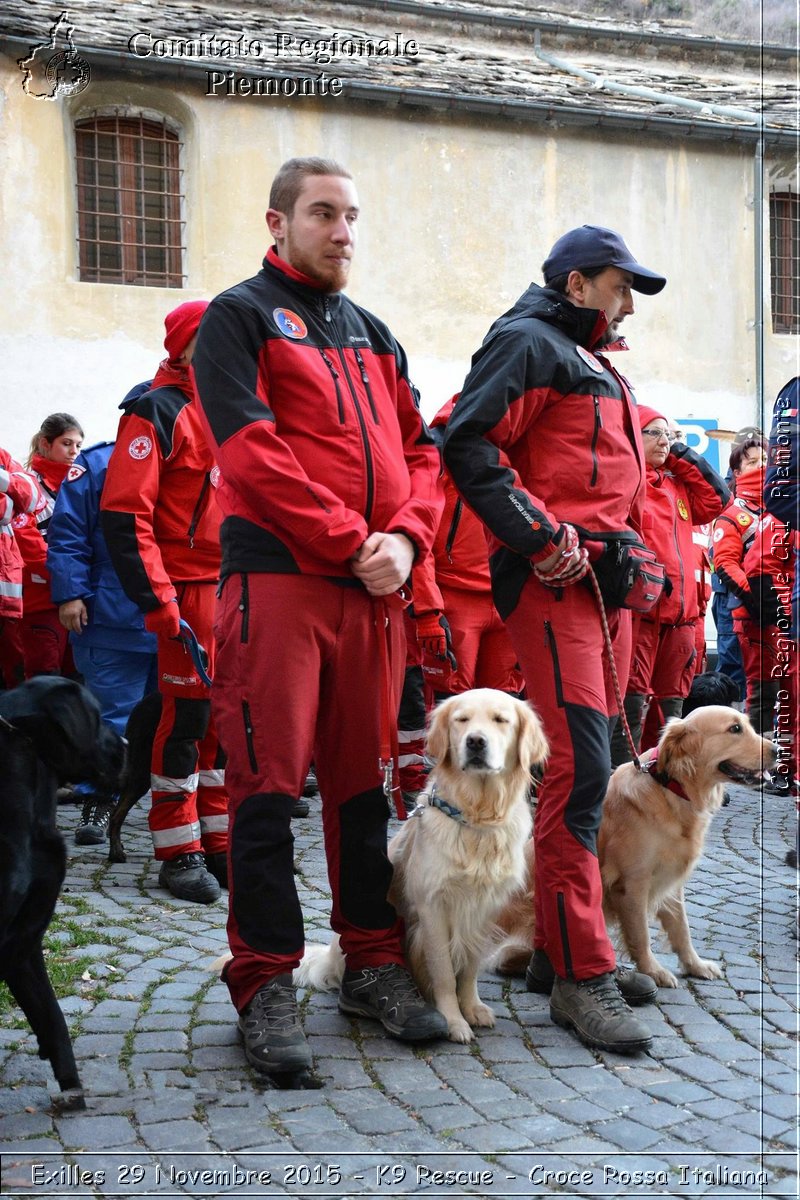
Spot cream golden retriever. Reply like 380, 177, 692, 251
296, 689, 548, 1042
494, 705, 775, 989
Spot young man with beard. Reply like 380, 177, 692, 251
443, 225, 666, 1055
192, 157, 446, 1080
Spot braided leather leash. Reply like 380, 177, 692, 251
586, 566, 645, 772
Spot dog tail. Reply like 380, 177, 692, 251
486, 937, 532, 977
293, 935, 345, 991
208, 936, 345, 990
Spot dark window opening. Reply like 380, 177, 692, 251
770, 191, 799, 335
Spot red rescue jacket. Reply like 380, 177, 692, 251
192, 248, 442, 582
639, 447, 729, 625
413, 396, 493, 614
1, 450, 42, 618
711, 467, 765, 619
14, 454, 71, 616
100, 362, 221, 613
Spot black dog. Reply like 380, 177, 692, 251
682, 670, 741, 717
0, 676, 125, 1110
108, 690, 163, 865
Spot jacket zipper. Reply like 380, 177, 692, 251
590, 397, 602, 488
445, 500, 463, 563
671, 497, 685, 623
187, 473, 211, 548
354, 349, 379, 423
544, 620, 565, 707
318, 349, 344, 423
324, 297, 375, 524
239, 573, 249, 643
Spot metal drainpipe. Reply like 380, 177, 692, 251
754, 136, 765, 421
532, 30, 761, 123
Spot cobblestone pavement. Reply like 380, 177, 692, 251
1, 781, 797, 1199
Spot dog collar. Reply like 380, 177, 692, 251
644, 757, 690, 802
427, 785, 467, 824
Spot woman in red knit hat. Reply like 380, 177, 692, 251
611, 405, 729, 764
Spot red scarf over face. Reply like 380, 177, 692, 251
30, 453, 72, 495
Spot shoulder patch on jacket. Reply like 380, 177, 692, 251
129, 386, 190, 458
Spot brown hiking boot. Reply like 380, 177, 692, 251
550, 972, 653, 1054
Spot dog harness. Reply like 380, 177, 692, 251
426, 784, 468, 824
642, 755, 691, 802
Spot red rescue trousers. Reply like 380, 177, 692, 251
212, 573, 407, 1013
505, 573, 632, 981
149, 582, 228, 861
438, 584, 523, 696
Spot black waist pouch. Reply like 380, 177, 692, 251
591, 540, 666, 612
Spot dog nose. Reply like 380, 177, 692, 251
466, 733, 487, 754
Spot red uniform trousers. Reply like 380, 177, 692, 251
439, 584, 523, 696
0, 616, 24, 688
505, 574, 632, 981
150, 582, 228, 862
212, 573, 407, 1013
20, 608, 73, 678
627, 617, 697, 700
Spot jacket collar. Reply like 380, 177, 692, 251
486, 282, 629, 354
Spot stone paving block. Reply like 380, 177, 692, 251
56, 1113, 138, 1150
0, 1109, 54, 1140
133, 1031, 189, 1053
590, 1116, 663, 1151
139, 1117, 212, 1151
540, 1096, 612, 1124
312, 1058, 374, 1089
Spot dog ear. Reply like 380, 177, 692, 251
516, 700, 549, 772
656, 718, 698, 781
425, 698, 452, 767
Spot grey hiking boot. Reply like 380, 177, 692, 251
339, 963, 448, 1041
238, 974, 312, 1075
158, 852, 221, 904
75, 797, 114, 845
550, 972, 653, 1053
526, 948, 657, 1005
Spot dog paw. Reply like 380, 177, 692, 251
646, 964, 679, 988
684, 958, 722, 980
447, 1017, 474, 1043
463, 1002, 495, 1029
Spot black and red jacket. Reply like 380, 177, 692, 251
442, 283, 647, 619
100, 363, 221, 612
191, 248, 442, 581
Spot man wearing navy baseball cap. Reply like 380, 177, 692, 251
444, 225, 666, 1056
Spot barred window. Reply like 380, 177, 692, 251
75, 113, 185, 287
769, 191, 799, 334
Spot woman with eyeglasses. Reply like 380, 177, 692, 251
611, 406, 729, 764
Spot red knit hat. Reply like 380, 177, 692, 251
163, 300, 209, 361
635, 403, 668, 429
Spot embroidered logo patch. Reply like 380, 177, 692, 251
129, 435, 152, 460
736, 512, 751, 526
713, 527, 724, 542
576, 346, 603, 373
677, 498, 689, 521
273, 308, 308, 340
209, 466, 221, 488
66, 464, 86, 482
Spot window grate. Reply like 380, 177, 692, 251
75, 113, 185, 288
770, 192, 799, 335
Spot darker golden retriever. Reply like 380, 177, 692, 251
494, 705, 775, 988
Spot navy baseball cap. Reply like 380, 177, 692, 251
542, 225, 666, 295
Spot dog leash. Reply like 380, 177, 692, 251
374, 596, 406, 821
175, 619, 213, 688
586, 567, 646, 773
